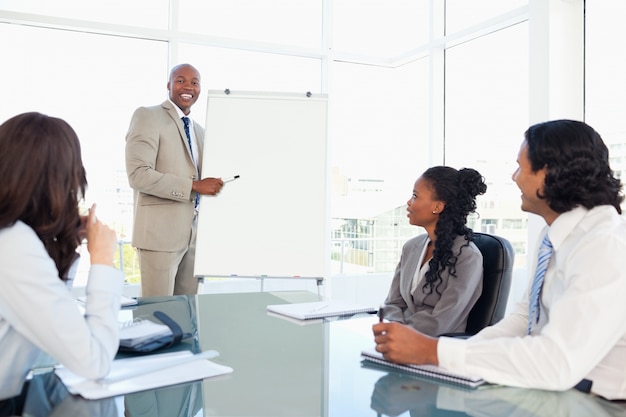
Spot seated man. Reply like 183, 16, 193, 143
373, 119, 626, 400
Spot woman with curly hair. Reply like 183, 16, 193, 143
0, 112, 123, 402
382, 166, 487, 336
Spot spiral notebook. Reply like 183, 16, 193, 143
119, 318, 172, 348
266, 300, 377, 321
361, 349, 486, 388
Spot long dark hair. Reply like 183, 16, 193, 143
0, 112, 87, 280
421, 166, 487, 294
525, 119, 623, 214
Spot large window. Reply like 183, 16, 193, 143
445, 21, 529, 267
179, 0, 323, 49
7, 0, 606, 292
445, 0, 527, 33
585, 0, 626, 213
328, 1, 530, 275
0, 23, 166, 233
331, 0, 429, 58
329, 58, 429, 274
0, 21, 167, 282
1, 0, 169, 28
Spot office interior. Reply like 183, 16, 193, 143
1, 0, 624, 311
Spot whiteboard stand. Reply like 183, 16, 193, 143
255, 276, 324, 293
199, 275, 324, 295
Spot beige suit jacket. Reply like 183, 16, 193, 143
125, 100, 205, 251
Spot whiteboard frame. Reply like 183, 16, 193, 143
194, 90, 329, 281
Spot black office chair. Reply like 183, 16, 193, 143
441, 232, 515, 337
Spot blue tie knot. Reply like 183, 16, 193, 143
539, 234, 553, 253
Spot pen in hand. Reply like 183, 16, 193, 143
224, 175, 240, 183
378, 305, 384, 323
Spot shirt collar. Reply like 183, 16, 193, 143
546, 205, 588, 251
168, 98, 191, 120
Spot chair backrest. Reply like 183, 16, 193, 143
465, 232, 515, 335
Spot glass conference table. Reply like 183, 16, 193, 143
11, 291, 626, 417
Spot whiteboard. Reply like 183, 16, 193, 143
194, 91, 329, 279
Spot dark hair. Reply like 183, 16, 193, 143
0, 112, 87, 280
421, 166, 487, 294
525, 119, 623, 214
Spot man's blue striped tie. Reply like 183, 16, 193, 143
527, 233, 553, 334
182, 116, 199, 208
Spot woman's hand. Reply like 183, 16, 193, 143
85, 204, 118, 266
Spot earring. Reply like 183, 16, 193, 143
432, 210, 437, 214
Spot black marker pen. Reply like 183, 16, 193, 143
224, 175, 240, 183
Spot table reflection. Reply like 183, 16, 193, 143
7, 292, 626, 417
0, 372, 118, 417
368, 367, 626, 417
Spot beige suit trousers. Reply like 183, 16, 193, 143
137, 216, 199, 296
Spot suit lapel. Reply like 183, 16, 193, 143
403, 235, 428, 300
162, 100, 196, 165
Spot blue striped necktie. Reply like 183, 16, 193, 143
527, 234, 553, 334
182, 116, 199, 208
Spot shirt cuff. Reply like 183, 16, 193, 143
437, 336, 468, 374
86, 264, 124, 295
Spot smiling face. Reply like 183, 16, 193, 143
406, 176, 444, 233
167, 64, 201, 115
512, 141, 552, 220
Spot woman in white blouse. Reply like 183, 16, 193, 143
0, 112, 123, 402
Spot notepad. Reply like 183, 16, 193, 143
118, 318, 172, 348
55, 350, 233, 399
361, 349, 486, 389
266, 300, 377, 320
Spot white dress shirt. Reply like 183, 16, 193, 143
0, 221, 123, 400
438, 205, 626, 400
